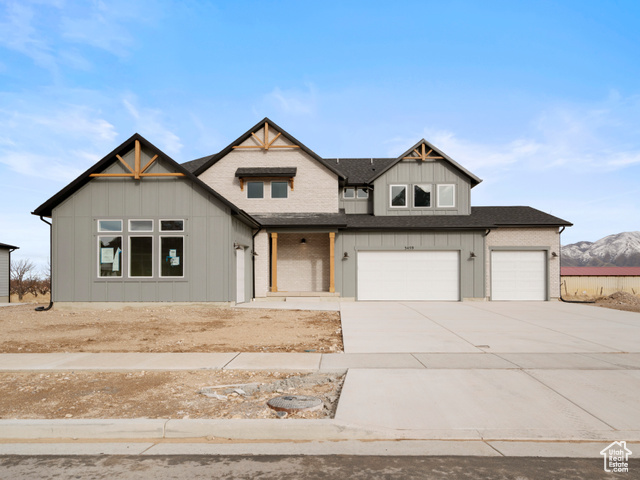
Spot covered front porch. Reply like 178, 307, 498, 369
268, 231, 337, 296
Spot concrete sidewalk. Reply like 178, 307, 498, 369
2, 351, 640, 372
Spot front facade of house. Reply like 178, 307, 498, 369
34, 118, 571, 304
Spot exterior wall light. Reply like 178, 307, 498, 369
551, 252, 558, 258
469, 252, 476, 259
300, 238, 306, 244
343, 252, 349, 260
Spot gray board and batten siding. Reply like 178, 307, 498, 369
0, 247, 10, 302
334, 230, 485, 300
51, 146, 253, 303
372, 159, 471, 216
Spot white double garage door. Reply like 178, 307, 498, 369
356, 250, 546, 301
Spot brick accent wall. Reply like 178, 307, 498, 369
197, 126, 339, 214
485, 227, 561, 299
277, 233, 330, 292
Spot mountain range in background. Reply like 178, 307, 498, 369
562, 231, 640, 267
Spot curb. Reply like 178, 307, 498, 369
2, 419, 639, 442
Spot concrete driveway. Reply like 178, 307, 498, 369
340, 301, 640, 354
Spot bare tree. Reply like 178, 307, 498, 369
10, 259, 36, 301
36, 259, 51, 296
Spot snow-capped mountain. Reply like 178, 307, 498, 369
562, 231, 640, 267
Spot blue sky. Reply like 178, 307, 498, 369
1, 0, 639, 268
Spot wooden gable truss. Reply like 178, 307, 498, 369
402, 142, 444, 161
89, 140, 185, 179
232, 121, 301, 151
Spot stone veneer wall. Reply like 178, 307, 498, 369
485, 227, 561, 299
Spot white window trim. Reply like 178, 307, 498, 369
97, 219, 123, 233
159, 219, 185, 232
270, 181, 289, 199
389, 184, 408, 208
128, 219, 154, 232
437, 184, 456, 208
246, 181, 264, 199
343, 187, 356, 199
159, 235, 185, 279
413, 184, 432, 208
97, 235, 123, 278
357, 187, 369, 199
128, 235, 154, 279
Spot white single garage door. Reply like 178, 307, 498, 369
491, 250, 546, 301
357, 251, 459, 301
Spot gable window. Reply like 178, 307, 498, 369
129, 236, 153, 277
98, 220, 122, 232
129, 219, 153, 232
271, 181, 288, 199
343, 187, 355, 199
390, 185, 407, 207
414, 184, 432, 208
437, 184, 456, 208
98, 236, 122, 277
160, 220, 184, 232
160, 236, 184, 277
247, 181, 264, 199
357, 188, 369, 199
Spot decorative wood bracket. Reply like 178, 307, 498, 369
402, 143, 443, 161
232, 121, 300, 151
90, 140, 185, 179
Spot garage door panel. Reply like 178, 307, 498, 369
357, 251, 459, 301
491, 251, 546, 301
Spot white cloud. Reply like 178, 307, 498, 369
262, 84, 318, 115
122, 96, 183, 157
387, 93, 640, 176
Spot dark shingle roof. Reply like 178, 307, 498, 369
235, 167, 297, 178
324, 158, 397, 185
252, 213, 347, 228
0, 242, 18, 249
344, 207, 572, 230
181, 154, 216, 173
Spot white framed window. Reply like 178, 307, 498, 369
160, 236, 184, 278
98, 236, 123, 277
343, 187, 355, 199
390, 185, 407, 207
98, 219, 122, 232
357, 188, 369, 199
271, 181, 288, 199
414, 184, 432, 208
129, 236, 153, 278
129, 219, 153, 232
437, 184, 456, 208
160, 219, 184, 232
247, 181, 264, 199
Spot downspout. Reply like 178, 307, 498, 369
35, 216, 53, 312
251, 227, 262, 301
557, 225, 595, 304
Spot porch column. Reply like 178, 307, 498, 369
271, 233, 278, 292
329, 232, 335, 293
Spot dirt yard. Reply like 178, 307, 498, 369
0, 304, 343, 353
592, 291, 640, 313
0, 370, 344, 420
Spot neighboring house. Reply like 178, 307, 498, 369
33, 118, 571, 305
561, 267, 640, 297
0, 242, 19, 303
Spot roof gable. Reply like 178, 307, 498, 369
191, 117, 344, 178
32, 133, 259, 228
370, 139, 482, 187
